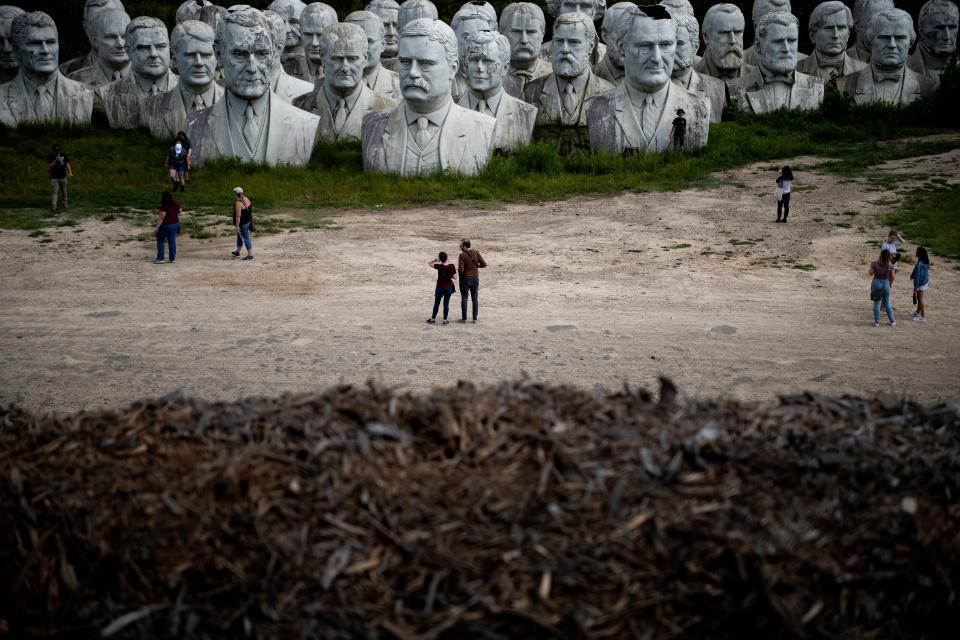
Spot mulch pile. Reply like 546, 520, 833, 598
2, 380, 959, 639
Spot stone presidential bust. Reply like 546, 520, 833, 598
365, 0, 400, 70
263, 9, 315, 103
450, 2, 498, 101
67, 9, 131, 88
694, 4, 750, 83
671, 10, 727, 123
0, 5, 26, 84
659, 0, 694, 17
847, 0, 896, 62
187, 6, 320, 167
267, 0, 308, 80
732, 12, 824, 114
361, 18, 496, 175
300, 3, 339, 83
839, 8, 937, 105
589, 5, 710, 154
398, 0, 438, 31
345, 10, 402, 101
908, 0, 959, 84
457, 30, 537, 153
499, 3, 551, 98
59, 0, 125, 76
177, 0, 213, 24
293, 22, 397, 143
0, 11, 95, 128
593, 2, 634, 84
541, 0, 607, 65
524, 12, 614, 126
742, 0, 792, 67
796, 2, 867, 82
144, 19, 224, 139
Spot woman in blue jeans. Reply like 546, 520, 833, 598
154, 190, 181, 264
869, 249, 896, 327
231, 186, 254, 261
426, 251, 456, 325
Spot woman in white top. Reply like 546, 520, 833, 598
776, 166, 794, 223
880, 229, 904, 273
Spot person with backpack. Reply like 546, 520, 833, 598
457, 238, 487, 323
869, 248, 896, 327
427, 251, 457, 325
910, 246, 930, 323
231, 186, 254, 261
166, 141, 189, 192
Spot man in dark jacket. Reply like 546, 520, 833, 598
458, 238, 487, 323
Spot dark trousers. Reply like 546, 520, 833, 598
460, 276, 479, 320
777, 192, 791, 220
156, 223, 179, 261
432, 287, 453, 319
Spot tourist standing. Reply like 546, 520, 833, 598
231, 186, 254, 261
911, 246, 930, 323
176, 131, 193, 183
457, 239, 486, 323
880, 229, 905, 275
47, 144, 72, 213
155, 190, 182, 264
427, 251, 456, 325
669, 108, 686, 149
776, 166, 793, 223
869, 249, 896, 327
166, 142, 189, 192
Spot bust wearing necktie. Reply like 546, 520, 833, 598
839, 8, 936, 106
345, 10, 402, 101
301, 3, 339, 83
99, 16, 178, 129
187, 6, 320, 167
262, 10, 315, 103
588, 5, 710, 154
144, 19, 224, 140
731, 12, 824, 114
499, 3, 551, 98
293, 22, 397, 143
450, 2, 498, 102
671, 10, 727, 122
361, 18, 495, 176
67, 9, 131, 88
0, 11, 94, 128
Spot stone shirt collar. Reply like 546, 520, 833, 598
180, 83, 217, 111
97, 57, 129, 82
404, 100, 451, 128
323, 81, 363, 113
226, 90, 269, 119
468, 87, 502, 114
625, 81, 669, 111
21, 70, 58, 100
364, 64, 381, 89
759, 65, 795, 85
871, 65, 905, 83
134, 71, 170, 95
557, 70, 589, 96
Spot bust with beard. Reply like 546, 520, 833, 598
670, 11, 726, 122
694, 3, 753, 84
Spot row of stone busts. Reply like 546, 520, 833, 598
0, 1, 956, 175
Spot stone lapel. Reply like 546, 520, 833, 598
282, 53, 311, 81
735, 66, 824, 114
144, 83, 225, 140
59, 51, 94, 76
795, 53, 867, 83
187, 90, 321, 167
593, 55, 624, 84
273, 70, 315, 104
361, 101, 496, 175
0, 71, 94, 128
99, 70, 179, 129
456, 90, 537, 152
907, 49, 944, 86
524, 70, 614, 126
367, 64, 401, 101
68, 62, 127, 88
681, 69, 726, 123
587, 82, 710, 155
502, 58, 551, 99
838, 66, 933, 106
294, 84, 397, 143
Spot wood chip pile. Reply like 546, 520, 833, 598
2, 381, 959, 639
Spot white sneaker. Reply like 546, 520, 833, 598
874, 322, 880, 327
890, 321, 896, 326
912, 316, 926, 323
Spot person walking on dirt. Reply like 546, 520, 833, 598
869, 248, 896, 327
776, 166, 793, 223
427, 251, 457, 325
166, 142, 188, 192
910, 246, 930, 323
457, 239, 486, 323
47, 144, 73, 213
154, 190, 182, 264
231, 186, 254, 261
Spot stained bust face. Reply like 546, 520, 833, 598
269, 0, 305, 49
558, 0, 597, 19
301, 13, 328, 65
91, 10, 130, 69
324, 36, 367, 95
870, 14, 913, 68
551, 20, 592, 79
398, 34, 453, 111
672, 22, 697, 73
622, 17, 675, 91
351, 17, 385, 73
813, 9, 851, 57
222, 21, 273, 99
601, 3, 633, 66
128, 26, 169, 79
1, 10, 24, 76
174, 32, 216, 90
705, 10, 745, 72
371, 6, 399, 56
454, 17, 492, 59
466, 39, 506, 93
17, 23, 60, 74
759, 20, 798, 74
920, 4, 959, 56
504, 10, 544, 66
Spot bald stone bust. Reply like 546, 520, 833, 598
908, 0, 959, 84
0, 5, 25, 84
67, 9, 131, 87
187, 7, 320, 167
397, 0, 438, 31
361, 18, 496, 176
0, 11, 95, 127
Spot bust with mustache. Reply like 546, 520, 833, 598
694, 3, 750, 83
500, 2, 551, 98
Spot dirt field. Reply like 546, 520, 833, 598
1, 148, 958, 414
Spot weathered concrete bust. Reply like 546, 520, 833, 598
909, 0, 959, 80
177, 0, 213, 24
671, 10, 727, 122
345, 10, 402, 100
458, 30, 537, 153
742, 0, 792, 66
451, 2, 499, 99
59, 0, 125, 75
268, 0, 312, 80
848, 0, 896, 62
546, 0, 606, 21
361, 18, 496, 175
366, 0, 400, 61
499, 2, 551, 98
68, 9, 131, 87
300, 3, 339, 81
0, 11, 95, 127
397, 0, 438, 31
796, 2, 866, 81
588, 6, 710, 154
839, 8, 936, 105
263, 9, 315, 102
733, 11, 824, 113
694, 3, 747, 81
593, 2, 634, 83
659, 0, 694, 17
186, 6, 321, 166
0, 5, 26, 84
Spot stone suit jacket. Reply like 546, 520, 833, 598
593, 55, 624, 84
187, 91, 321, 167
143, 83, 225, 140
837, 66, 934, 106
59, 51, 94, 76
272, 70, 315, 104
732, 66, 824, 114
795, 52, 867, 83
361, 101, 496, 176
456, 90, 537, 152
502, 58, 552, 99
0, 71, 94, 128
293, 84, 398, 143
676, 69, 726, 123
523, 70, 614, 126
282, 52, 311, 81
365, 65, 401, 101
99, 70, 179, 129
587, 82, 710, 155
68, 62, 129, 88
907, 49, 944, 86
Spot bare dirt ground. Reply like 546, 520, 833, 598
2, 147, 959, 414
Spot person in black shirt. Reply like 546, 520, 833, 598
47, 144, 73, 212
231, 186, 254, 261
669, 108, 686, 150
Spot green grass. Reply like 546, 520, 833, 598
883, 184, 960, 259
665, 243, 691, 250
